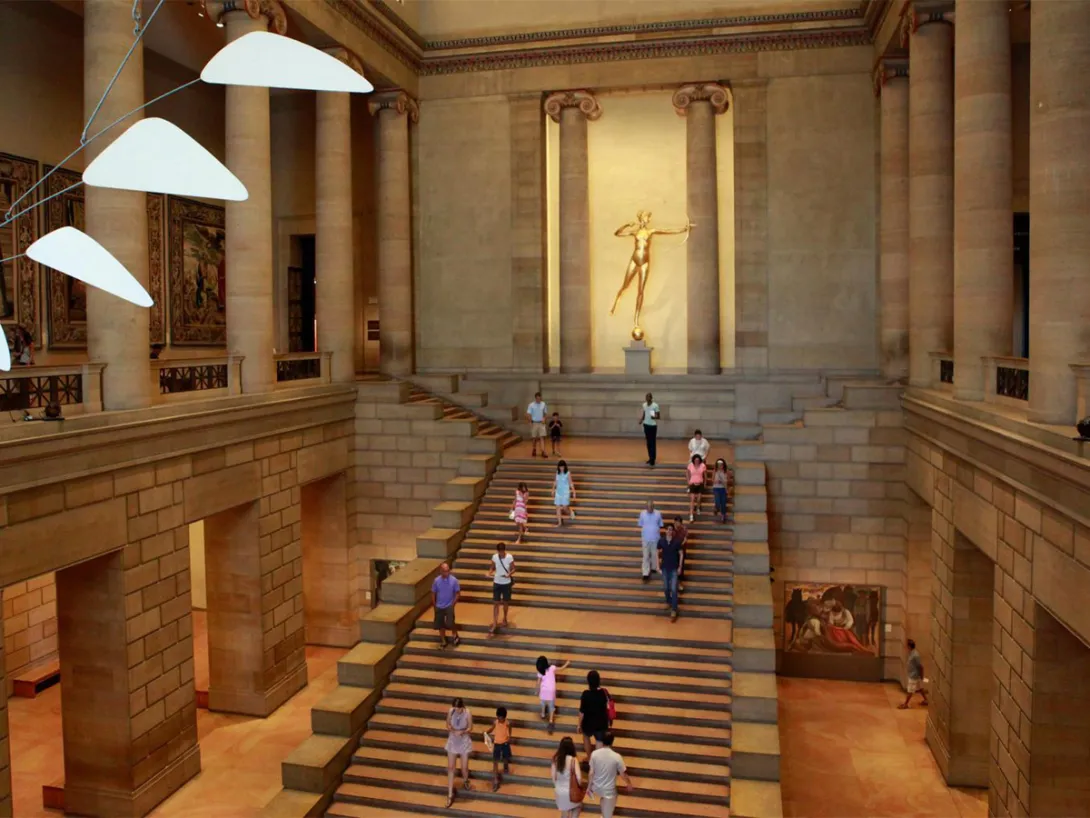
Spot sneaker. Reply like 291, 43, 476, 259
670, 610, 679, 622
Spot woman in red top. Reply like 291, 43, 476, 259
686, 454, 707, 522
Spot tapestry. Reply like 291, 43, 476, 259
783, 582, 882, 656
168, 196, 226, 345
42, 169, 166, 348
0, 153, 40, 345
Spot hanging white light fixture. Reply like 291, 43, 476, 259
26, 227, 154, 308
201, 31, 374, 94
83, 117, 248, 201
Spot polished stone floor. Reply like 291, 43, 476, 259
778, 677, 988, 818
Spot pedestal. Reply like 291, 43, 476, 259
624, 340, 653, 375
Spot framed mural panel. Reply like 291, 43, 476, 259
168, 196, 226, 346
43, 169, 166, 348
0, 152, 40, 345
779, 581, 884, 682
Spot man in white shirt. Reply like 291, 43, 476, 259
486, 541, 516, 634
637, 500, 663, 581
688, 429, 710, 462
588, 732, 631, 818
526, 392, 549, 458
637, 392, 660, 466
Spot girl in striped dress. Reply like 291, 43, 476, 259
512, 482, 529, 544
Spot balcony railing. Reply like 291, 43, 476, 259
984, 356, 1030, 405
152, 356, 243, 403
930, 352, 954, 392
0, 363, 104, 416
275, 351, 331, 386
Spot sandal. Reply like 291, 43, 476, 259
446, 794, 454, 808
452, 636, 461, 647
463, 780, 473, 791
492, 781, 500, 792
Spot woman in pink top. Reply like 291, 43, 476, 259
536, 655, 571, 735
511, 482, 529, 544
687, 454, 707, 522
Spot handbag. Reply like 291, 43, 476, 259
508, 509, 516, 521
568, 759, 586, 804
604, 688, 616, 723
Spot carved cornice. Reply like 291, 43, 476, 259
863, 0, 894, 39
324, 46, 365, 75
899, 1, 953, 47
672, 83, 729, 116
205, 0, 288, 34
367, 90, 420, 122
872, 56, 909, 97
543, 90, 602, 123
322, 0, 871, 77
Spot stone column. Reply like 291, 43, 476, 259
220, 1, 286, 394
673, 83, 728, 375
904, 3, 954, 387
545, 91, 602, 374
953, 0, 1013, 401
369, 91, 418, 377
1028, 0, 1090, 425
875, 58, 910, 382
84, 0, 150, 411
316, 48, 360, 384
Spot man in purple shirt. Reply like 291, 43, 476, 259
431, 562, 461, 648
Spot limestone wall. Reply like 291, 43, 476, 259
2, 573, 57, 696
904, 392, 1090, 815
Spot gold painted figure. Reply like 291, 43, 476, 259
610, 210, 693, 340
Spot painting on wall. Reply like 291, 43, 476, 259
779, 582, 884, 681
168, 196, 226, 346
43, 170, 167, 348
0, 152, 40, 345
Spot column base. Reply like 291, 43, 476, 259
209, 659, 307, 717
559, 365, 593, 375
953, 386, 984, 402
687, 365, 722, 376
64, 744, 201, 818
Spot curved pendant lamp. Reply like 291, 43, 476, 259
83, 117, 248, 201
27, 227, 154, 308
201, 31, 374, 93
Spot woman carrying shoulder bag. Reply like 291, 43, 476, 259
551, 736, 584, 817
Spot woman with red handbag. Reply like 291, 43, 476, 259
578, 670, 611, 764
551, 736, 584, 816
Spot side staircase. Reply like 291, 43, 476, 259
319, 457, 781, 818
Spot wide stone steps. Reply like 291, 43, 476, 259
325, 457, 735, 818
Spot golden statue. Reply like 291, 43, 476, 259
609, 210, 693, 341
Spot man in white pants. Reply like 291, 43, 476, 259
588, 732, 631, 818
637, 500, 663, 582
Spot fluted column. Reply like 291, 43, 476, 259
953, 0, 1013, 401
875, 59, 910, 382
1028, 1, 1090, 425
673, 83, 728, 375
545, 90, 601, 374
84, 0, 150, 410
905, 3, 954, 387
221, 0, 285, 394
369, 91, 417, 377
316, 48, 360, 384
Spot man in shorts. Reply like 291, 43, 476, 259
588, 732, 632, 818
526, 392, 549, 457
487, 542, 516, 634
899, 638, 929, 709
431, 562, 461, 648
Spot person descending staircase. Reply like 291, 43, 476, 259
325, 455, 736, 817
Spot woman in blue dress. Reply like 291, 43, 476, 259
553, 459, 576, 527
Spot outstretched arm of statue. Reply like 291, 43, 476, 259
614, 222, 637, 237
650, 218, 693, 237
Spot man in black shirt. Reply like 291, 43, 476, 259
657, 524, 684, 622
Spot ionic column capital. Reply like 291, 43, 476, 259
672, 83, 730, 116
323, 46, 364, 76
368, 90, 420, 123
900, 0, 954, 46
544, 90, 602, 123
203, 0, 287, 34
873, 56, 909, 97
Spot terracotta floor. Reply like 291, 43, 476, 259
7, 612, 347, 818
778, 677, 988, 818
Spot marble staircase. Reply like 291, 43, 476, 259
319, 457, 782, 818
